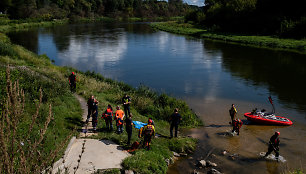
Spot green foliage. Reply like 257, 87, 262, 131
188, 0, 306, 39
151, 22, 306, 53
1, 0, 192, 20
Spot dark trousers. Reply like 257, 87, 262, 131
126, 128, 132, 145
87, 108, 93, 121
105, 116, 113, 130
170, 124, 178, 138
232, 126, 240, 135
143, 135, 152, 150
117, 124, 123, 133
124, 106, 130, 116
70, 82, 76, 92
230, 114, 235, 124
265, 145, 279, 157
92, 115, 98, 128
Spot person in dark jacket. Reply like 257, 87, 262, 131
125, 113, 133, 145
68, 72, 76, 92
86, 95, 95, 123
92, 100, 99, 132
264, 131, 280, 159
103, 104, 113, 131
169, 108, 182, 138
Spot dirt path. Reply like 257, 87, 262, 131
52, 94, 130, 174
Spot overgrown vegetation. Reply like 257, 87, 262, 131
0, 0, 192, 20
0, 34, 82, 173
151, 22, 306, 53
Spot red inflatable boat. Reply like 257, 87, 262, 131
244, 112, 293, 126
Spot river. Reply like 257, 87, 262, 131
8, 22, 306, 174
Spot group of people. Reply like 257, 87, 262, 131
86, 93, 182, 150
69, 72, 182, 150
229, 104, 281, 159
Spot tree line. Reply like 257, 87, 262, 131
185, 0, 306, 39
0, 0, 191, 20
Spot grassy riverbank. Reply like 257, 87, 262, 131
151, 22, 306, 53
0, 24, 201, 173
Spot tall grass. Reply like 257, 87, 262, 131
0, 66, 72, 173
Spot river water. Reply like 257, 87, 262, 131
8, 23, 306, 173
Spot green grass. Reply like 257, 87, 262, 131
0, 19, 68, 33
151, 22, 306, 53
0, 35, 82, 168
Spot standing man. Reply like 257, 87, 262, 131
92, 99, 99, 132
125, 113, 133, 145
86, 95, 95, 123
169, 108, 182, 138
264, 131, 280, 159
115, 106, 125, 134
229, 104, 237, 124
122, 94, 131, 117
103, 104, 114, 131
141, 118, 155, 150
68, 72, 76, 92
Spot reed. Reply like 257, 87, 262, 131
0, 66, 71, 173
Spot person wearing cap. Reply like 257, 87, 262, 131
140, 118, 155, 150
169, 108, 182, 138
264, 131, 280, 159
68, 72, 77, 92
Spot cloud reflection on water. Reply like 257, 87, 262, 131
57, 33, 127, 73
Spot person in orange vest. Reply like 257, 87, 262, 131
102, 104, 113, 131
139, 118, 155, 150
232, 118, 243, 135
68, 72, 76, 93
115, 105, 125, 134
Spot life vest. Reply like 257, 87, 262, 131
106, 108, 113, 117
233, 120, 242, 128
115, 110, 124, 125
143, 125, 154, 136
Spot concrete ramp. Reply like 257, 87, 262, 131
53, 139, 130, 174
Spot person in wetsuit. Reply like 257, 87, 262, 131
264, 131, 280, 159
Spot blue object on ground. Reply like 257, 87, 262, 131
133, 121, 147, 129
